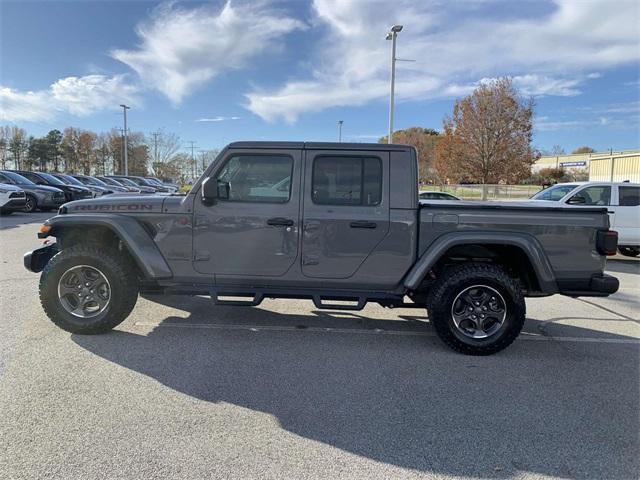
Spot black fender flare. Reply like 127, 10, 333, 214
403, 231, 558, 293
43, 214, 173, 280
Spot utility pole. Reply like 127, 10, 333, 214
151, 131, 160, 165
120, 104, 130, 174
338, 120, 343, 142
187, 141, 197, 180
385, 25, 403, 144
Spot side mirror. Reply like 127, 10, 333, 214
201, 178, 230, 204
201, 177, 218, 204
567, 195, 586, 205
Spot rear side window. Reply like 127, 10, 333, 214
312, 156, 382, 206
618, 186, 640, 206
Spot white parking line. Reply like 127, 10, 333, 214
133, 322, 640, 344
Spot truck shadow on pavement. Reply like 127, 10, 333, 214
0, 212, 50, 231
72, 294, 639, 479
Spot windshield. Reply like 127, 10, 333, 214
58, 174, 84, 186
531, 184, 578, 201
1, 171, 36, 185
76, 176, 107, 187
98, 177, 118, 186
38, 173, 65, 185
145, 178, 163, 186
113, 177, 137, 187
128, 177, 149, 186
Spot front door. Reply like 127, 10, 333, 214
301, 149, 389, 279
193, 149, 301, 277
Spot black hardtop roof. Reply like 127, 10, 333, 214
227, 141, 413, 151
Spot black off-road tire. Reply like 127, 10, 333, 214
427, 263, 526, 355
24, 194, 37, 213
39, 244, 139, 334
618, 247, 639, 258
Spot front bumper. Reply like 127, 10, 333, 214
24, 244, 59, 273
39, 196, 66, 208
1, 198, 27, 212
70, 192, 93, 201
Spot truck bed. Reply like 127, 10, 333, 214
417, 200, 610, 294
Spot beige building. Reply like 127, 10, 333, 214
533, 150, 640, 183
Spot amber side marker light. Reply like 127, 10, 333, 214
38, 224, 52, 239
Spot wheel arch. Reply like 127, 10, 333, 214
404, 231, 558, 295
44, 214, 172, 280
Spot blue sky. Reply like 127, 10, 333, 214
1, 0, 639, 154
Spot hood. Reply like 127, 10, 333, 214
22, 184, 64, 194
57, 184, 91, 192
0, 183, 23, 193
62, 195, 166, 214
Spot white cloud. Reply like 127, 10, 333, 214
0, 87, 53, 122
0, 74, 140, 122
50, 75, 139, 116
511, 75, 583, 97
195, 116, 241, 122
112, 1, 305, 105
246, 0, 640, 122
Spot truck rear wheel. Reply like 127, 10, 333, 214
39, 244, 139, 334
427, 263, 525, 355
618, 246, 639, 258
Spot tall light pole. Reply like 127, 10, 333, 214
338, 120, 343, 142
386, 25, 403, 144
120, 104, 130, 174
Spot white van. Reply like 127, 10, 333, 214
531, 182, 640, 257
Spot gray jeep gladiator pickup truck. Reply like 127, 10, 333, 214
24, 142, 620, 355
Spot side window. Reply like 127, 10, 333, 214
21, 173, 39, 183
618, 186, 640, 206
569, 186, 611, 206
0, 173, 14, 184
216, 154, 293, 203
312, 156, 382, 206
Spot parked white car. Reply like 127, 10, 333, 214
0, 183, 27, 214
531, 182, 640, 257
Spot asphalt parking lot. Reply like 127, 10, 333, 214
1, 212, 638, 480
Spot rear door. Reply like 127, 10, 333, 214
193, 148, 302, 277
301, 149, 389, 279
613, 185, 640, 245
564, 184, 614, 225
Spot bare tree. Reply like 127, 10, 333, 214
8, 126, 28, 170
572, 146, 596, 154
197, 150, 218, 177
0, 125, 11, 169
434, 78, 538, 198
146, 129, 181, 175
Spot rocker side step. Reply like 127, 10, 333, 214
207, 287, 404, 311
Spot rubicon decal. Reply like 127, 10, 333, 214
71, 204, 155, 211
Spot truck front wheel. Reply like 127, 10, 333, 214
39, 244, 139, 334
427, 263, 525, 355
